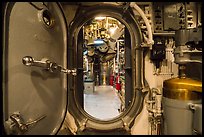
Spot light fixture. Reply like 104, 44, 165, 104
109, 27, 117, 35
94, 39, 104, 44
95, 16, 106, 20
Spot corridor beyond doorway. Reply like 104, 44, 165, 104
84, 85, 121, 120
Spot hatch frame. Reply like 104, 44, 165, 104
66, 3, 147, 134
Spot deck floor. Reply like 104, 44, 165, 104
84, 85, 121, 120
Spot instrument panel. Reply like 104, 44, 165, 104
136, 2, 201, 35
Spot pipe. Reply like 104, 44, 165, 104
130, 2, 154, 48
157, 123, 161, 135
146, 88, 162, 135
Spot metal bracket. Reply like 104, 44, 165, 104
122, 2, 131, 14
121, 118, 130, 132
142, 86, 150, 93
77, 118, 88, 132
61, 68, 77, 76
188, 103, 197, 111
141, 42, 151, 48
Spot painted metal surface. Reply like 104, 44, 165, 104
3, 2, 67, 135
162, 97, 201, 135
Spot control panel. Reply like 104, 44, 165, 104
151, 2, 200, 34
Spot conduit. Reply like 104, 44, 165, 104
130, 2, 154, 49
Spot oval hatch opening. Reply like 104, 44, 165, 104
81, 16, 132, 120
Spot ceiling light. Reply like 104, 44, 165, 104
95, 16, 106, 20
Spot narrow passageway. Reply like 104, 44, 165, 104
84, 85, 121, 120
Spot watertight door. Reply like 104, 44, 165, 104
3, 2, 68, 135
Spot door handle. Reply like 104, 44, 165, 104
22, 56, 77, 75
5, 112, 46, 134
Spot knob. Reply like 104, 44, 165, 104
22, 56, 50, 69
22, 56, 34, 66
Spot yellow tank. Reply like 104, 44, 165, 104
163, 77, 202, 100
